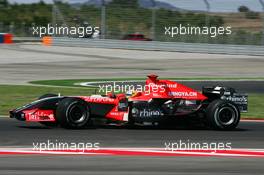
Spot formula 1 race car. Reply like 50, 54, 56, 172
10, 75, 248, 130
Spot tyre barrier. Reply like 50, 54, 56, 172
0, 33, 13, 44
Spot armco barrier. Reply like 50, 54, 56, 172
0, 33, 13, 44
13, 37, 41, 43
12, 37, 264, 56
52, 38, 264, 56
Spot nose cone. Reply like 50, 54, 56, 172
9, 110, 15, 118
9, 110, 26, 121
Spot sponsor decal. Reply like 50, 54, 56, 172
132, 108, 163, 117
225, 96, 248, 103
164, 83, 178, 88
109, 112, 122, 116
169, 92, 197, 97
118, 102, 127, 108
28, 111, 54, 121
86, 97, 115, 103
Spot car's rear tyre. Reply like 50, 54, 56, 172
56, 97, 90, 129
206, 99, 240, 130
38, 94, 58, 127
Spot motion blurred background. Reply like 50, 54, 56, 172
0, 0, 264, 45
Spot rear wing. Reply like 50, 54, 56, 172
222, 93, 248, 112
203, 86, 248, 112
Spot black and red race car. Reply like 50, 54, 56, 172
10, 75, 248, 130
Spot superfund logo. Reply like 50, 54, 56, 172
169, 92, 197, 97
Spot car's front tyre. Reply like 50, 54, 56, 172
56, 97, 90, 129
206, 99, 240, 130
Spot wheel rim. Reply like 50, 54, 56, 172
67, 103, 88, 124
218, 106, 236, 125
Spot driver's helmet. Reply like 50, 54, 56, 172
126, 90, 133, 97
126, 90, 141, 98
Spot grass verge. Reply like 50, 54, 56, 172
0, 85, 263, 118
0, 85, 96, 116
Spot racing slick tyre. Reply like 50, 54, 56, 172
38, 94, 58, 127
56, 97, 90, 129
206, 99, 240, 130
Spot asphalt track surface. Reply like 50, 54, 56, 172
1, 43, 264, 84
1, 118, 264, 149
0, 118, 264, 174
0, 43, 264, 174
